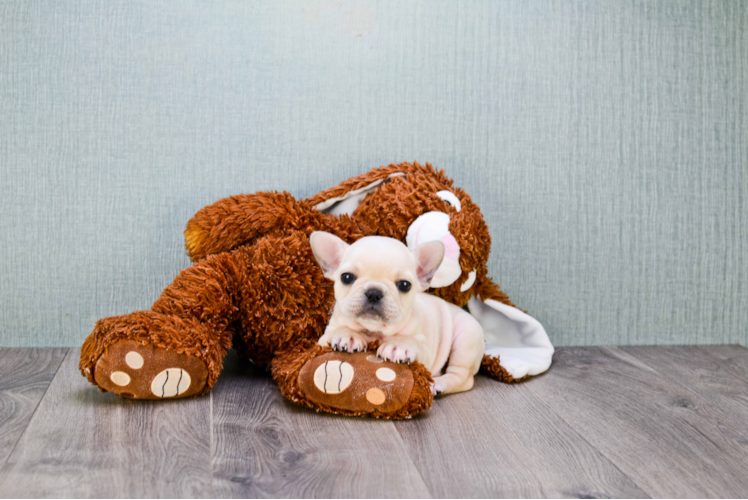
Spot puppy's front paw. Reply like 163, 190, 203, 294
330, 332, 368, 353
431, 380, 444, 397
377, 341, 419, 364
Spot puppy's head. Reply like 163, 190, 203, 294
310, 232, 445, 331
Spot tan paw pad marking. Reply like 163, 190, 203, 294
313, 360, 354, 394
366, 387, 386, 405
375, 367, 396, 382
150, 368, 191, 398
125, 351, 144, 369
366, 354, 383, 363
110, 371, 131, 386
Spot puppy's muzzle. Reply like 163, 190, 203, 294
364, 288, 383, 304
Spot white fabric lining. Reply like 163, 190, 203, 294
459, 270, 476, 292
314, 172, 405, 215
468, 298, 554, 379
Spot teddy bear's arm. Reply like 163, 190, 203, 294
184, 191, 325, 261
473, 274, 518, 309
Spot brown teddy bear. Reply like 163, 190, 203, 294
80, 162, 553, 419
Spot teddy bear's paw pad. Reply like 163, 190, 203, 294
93, 340, 207, 399
298, 351, 414, 414
150, 368, 192, 398
313, 360, 355, 394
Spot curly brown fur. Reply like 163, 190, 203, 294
185, 191, 361, 262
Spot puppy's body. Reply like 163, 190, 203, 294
311, 233, 485, 395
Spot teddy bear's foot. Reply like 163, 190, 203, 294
81, 311, 230, 399
92, 339, 209, 399
271, 340, 434, 419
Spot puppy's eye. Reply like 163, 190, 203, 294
397, 280, 412, 293
340, 273, 356, 284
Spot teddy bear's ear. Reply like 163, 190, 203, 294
306, 166, 407, 216
469, 276, 554, 381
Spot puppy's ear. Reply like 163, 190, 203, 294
309, 231, 349, 279
414, 240, 445, 289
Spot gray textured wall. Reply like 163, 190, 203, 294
1, 0, 746, 348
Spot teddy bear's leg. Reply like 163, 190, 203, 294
80, 251, 242, 399
223, 231, 336, 367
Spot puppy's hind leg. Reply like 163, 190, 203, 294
432, 365, 476, 396
432, 317, 484, 396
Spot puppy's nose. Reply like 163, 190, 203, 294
365, 289, 383, 304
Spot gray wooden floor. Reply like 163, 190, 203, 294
1, 346, 748, 498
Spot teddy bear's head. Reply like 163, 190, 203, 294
307, 162, 492, 307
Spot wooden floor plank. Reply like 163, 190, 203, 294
697, 345, 748, 385
528, 347, 748, 498
211, 351, 431, 499
394, 375, 648, 499
620, 345, 748, 436
0, 349, 212, 498
0, 349, 67, 476
700, 344, 748, 369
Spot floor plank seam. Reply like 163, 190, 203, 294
0, 348, 69, 483
390, 421, 434, 499
209, 390, 214, 499
524, 381, 654, 499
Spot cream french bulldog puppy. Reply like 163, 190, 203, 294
309, 232, 485, 395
